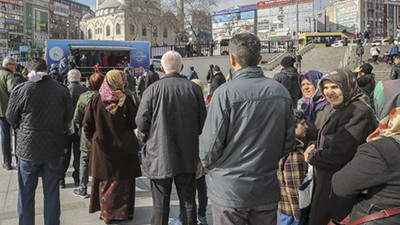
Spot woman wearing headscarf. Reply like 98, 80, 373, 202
332, 79, 400, 225
298, 70, 332, 142
83, 70, 141, 224
304, 68, 378, 225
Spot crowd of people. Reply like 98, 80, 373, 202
0, 32, 400, 225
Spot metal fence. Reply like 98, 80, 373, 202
150, 40, 295, 58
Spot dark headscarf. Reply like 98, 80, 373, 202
299, 70, 329, 122
319, 68, 359, 109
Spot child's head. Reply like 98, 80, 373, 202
294, 109, 308, 139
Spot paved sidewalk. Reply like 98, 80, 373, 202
0, 152, 213, 225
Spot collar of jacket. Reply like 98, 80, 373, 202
232, 66, 264, 80
0, 67, 13, 73
161, 72, 185, 79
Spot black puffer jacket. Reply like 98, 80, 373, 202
273, 66, 302, 107
6, 75, 73, 162
210, 72, 226, 94
390, 64, 400, 80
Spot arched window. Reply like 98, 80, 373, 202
130, 24, 135, 35
106, 25, 110, 36
116, 24, 121, 35
88, 29, 92, 39
163, 27, 168, 38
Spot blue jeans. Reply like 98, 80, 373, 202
18, 157, 63, 225
0, 117, 12, 165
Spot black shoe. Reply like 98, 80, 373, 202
60, 179, 66, 189
2, 163, 12, 170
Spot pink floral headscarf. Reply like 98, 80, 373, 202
99, 70, 126, 114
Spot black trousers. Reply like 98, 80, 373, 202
60, 133, 80, 180
150, 173, 197, 225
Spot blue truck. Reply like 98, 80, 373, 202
45, 40, 150, 77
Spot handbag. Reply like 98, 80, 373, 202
328, 206, 400, 225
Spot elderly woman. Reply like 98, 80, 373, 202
332, 79, 400, 224
83, 70, 141, 224
304, 68, 378, 225
298, 70, 332, 142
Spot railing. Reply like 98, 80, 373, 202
150, 40, 295, 58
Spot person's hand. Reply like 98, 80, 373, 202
304, 144, 316, 163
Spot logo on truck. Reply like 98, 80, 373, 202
133, 50, 147, 63
49, 46, 64, 61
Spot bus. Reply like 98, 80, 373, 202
298, 32, 348, 49
213, 36, 231, 55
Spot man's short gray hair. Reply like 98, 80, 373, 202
161, 51, 182, 73
2, 56, 16, 67
229, 33, 261, 67
67, 69, 81, 82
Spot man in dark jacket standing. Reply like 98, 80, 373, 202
60, 69, 88, 188
135, 51, 207, 225
199, 33, 295, 225
273, 56, 302, 108
0, 56, 17, 170
6, 58, 72, 225
390, 56, 400, 79
145, 64, 159, 88
50, 63, 64, 83
209, 65, 226, 95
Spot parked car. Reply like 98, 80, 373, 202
371, 39, 390, 46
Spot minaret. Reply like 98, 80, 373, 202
177, 0, 184, 32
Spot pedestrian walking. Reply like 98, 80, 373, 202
389, 43, 399, 65
370, 45, 380, 64
6, 58, 73, 225
200, 33, 295, 225
135, 51, 207, 225
304, 68, 378, 225
0, 56, 17, 170
355, 42, 364, 64
72, 73, 104, 199
83, 70, 142, 224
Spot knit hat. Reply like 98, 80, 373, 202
213, 65, 221, 72
280, 56, 295, 68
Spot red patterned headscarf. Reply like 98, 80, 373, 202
367, 79, 400, 142
99, 70, 127, 114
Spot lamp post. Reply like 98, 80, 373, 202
67, 20, 70, 39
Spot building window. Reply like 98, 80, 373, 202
88, 29, 92, 39
130, 24, 135, 35
163, 27, 168, 38
142, 24, 147, 36
153, 26, 158, 37
116, 24, 121, 35
106, 25, 110, 36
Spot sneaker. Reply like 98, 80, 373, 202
197, 215, 208, 225
73, 188, 88, 199
168, 217, 182, 225
2, 163, 12, 170
59, 179, 65, 189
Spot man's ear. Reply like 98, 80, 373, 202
230, 54, 236, 68
257, 55, 262, 65
161, 66, 165, 74
180, 64, 184, 72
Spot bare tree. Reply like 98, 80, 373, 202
162, 0, 217, 44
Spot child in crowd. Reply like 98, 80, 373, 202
278, 109, 309, 225
383, 51, 390, 65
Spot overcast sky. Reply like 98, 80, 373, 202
77, 0, 335, 12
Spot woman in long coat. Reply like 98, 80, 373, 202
304, 68, 378, 225
83, 70, 141, 224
